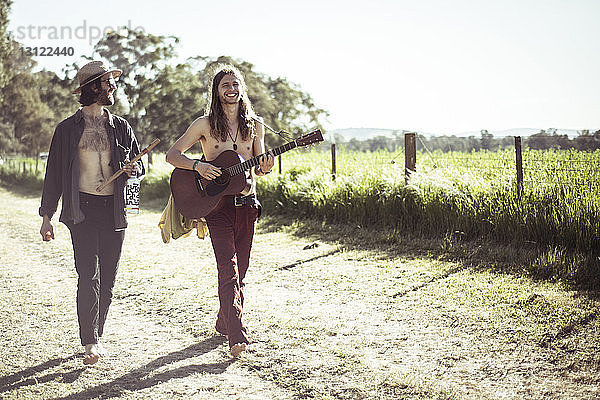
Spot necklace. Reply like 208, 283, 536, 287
227, 126, 239, 150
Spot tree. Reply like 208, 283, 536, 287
0, 0, 12, 151
526, 130, 550, 150
0, 1, 56, 157
37, 69, 76, 121
142, 63, 208, 150
0, 21, 328, 157
93, 28, 180, 147
0, 40, 55, 156
92, 32, 329, 149
573, 130, 599, 151
525, 128, 575, 150
0, 0, 13, 105
480, 129, 493, 150
0, 41, 54, 156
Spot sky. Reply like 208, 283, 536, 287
7, 0, 600, 135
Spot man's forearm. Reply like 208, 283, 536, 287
166, 150, 200, 170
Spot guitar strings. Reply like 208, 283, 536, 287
226, 141, 297, 176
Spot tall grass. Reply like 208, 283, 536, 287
0, 158, 44, 191
257, 147, 600, 255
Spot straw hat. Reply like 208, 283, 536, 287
72, 61, 122, 94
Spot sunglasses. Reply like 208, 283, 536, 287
100, 77, 118, 89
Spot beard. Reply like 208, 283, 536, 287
97, 89, 115, 106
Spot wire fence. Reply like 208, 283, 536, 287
3, 135, 600, 192
272, 135, 600, 193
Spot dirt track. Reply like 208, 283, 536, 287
1, 188, 599, 399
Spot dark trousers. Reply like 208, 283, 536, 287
205, 197, 260, 347
66, 193, 124, 346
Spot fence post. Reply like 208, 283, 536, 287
515, 136, 523, 197
147, 151, 152, 173
404, 132, 416, 184
22, 161, 27, 174
331, 143, 336, 181
278, 155, 282, 174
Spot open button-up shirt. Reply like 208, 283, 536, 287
39, 108, 145, 230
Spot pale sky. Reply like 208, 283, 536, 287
7, 0, 600, 134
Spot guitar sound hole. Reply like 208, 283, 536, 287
213, 169, 230, 186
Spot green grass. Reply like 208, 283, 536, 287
258, 148, 599, 249
0, 158, 44, 192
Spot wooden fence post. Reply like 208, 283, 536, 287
515, 136, 523, 197
147, 151, 152, 173
404, 132, 416, 184
278, 154, 282, 174
331, 143, 336, 180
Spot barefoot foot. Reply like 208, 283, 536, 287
230, 343, 246, 357
83, 344, 100, 365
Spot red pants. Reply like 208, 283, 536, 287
204, 197, 260, 347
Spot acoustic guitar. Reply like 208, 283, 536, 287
170, 130, 323, 218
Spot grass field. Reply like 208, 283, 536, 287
2, 146, 599, 287
1, 188, 600, 399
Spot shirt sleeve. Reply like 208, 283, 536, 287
38, 126, 63, 218
127, 121, 146, 181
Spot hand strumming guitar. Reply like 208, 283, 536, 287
194, 161, 223, 180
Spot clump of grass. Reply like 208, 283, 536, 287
0, 164, 44, 192
140, 169, 171, 203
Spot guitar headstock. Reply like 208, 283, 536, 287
296, 130, 324, 147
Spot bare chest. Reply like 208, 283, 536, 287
202, 136, 254, 162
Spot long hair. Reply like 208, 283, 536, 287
206, 65, 255, 142
78, 79, 102, 106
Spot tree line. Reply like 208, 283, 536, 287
332, 129, 600, 153
0, 0, 328, 158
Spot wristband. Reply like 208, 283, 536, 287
192, 159, 200, 171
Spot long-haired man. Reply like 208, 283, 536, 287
166, 65, 274, 356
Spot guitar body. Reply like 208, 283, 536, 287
170, 150, 250, 219
169, 129, 323, 219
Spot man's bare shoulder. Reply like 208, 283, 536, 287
185, 116, 210, 140
190, 116, 210, 131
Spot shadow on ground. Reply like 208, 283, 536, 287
0, 355, 80, 393
257, 211, 600, 293
47, 336, 230, 400
0, 182, 41, 198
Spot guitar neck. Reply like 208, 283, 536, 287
226, 140, 297, 176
